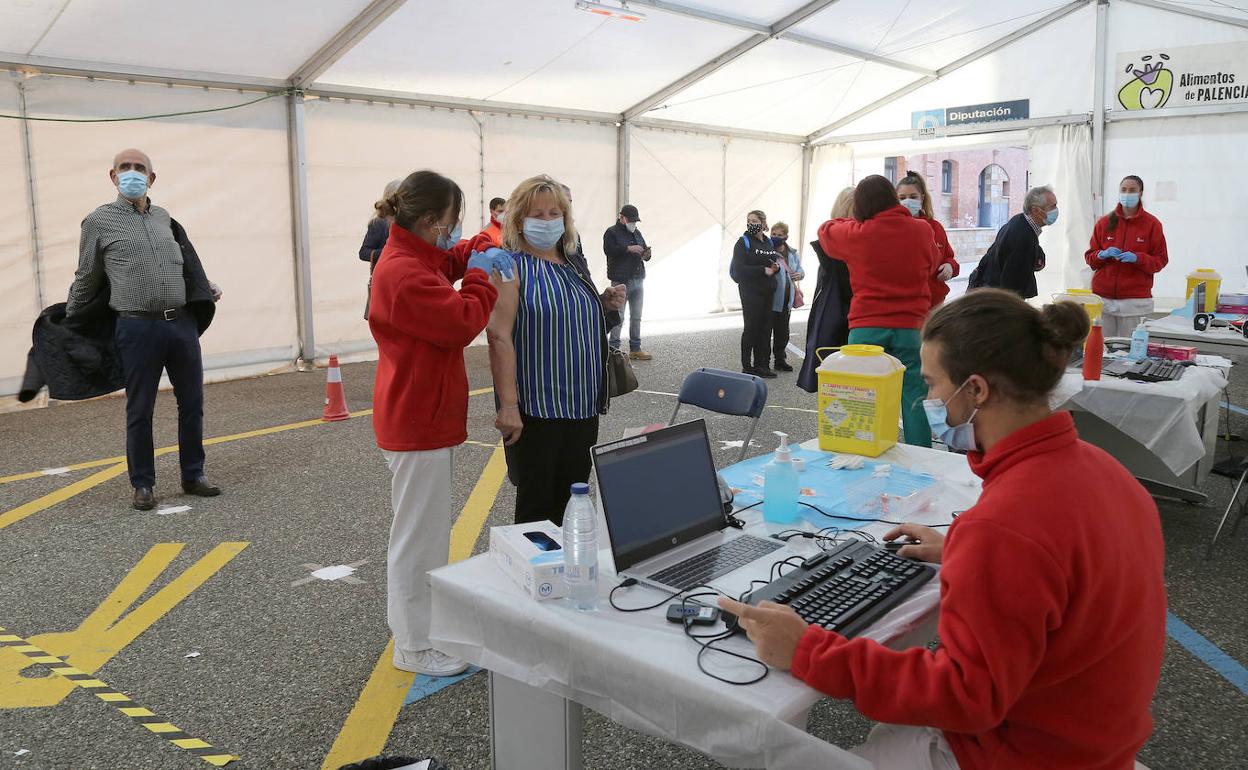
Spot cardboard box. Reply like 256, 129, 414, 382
489, 521, 566, 600
1147, 342, 1197, 362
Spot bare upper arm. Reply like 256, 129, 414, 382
487, 274, 519, 341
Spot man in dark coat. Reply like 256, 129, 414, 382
967, 185, 1058, 299
602, 204, 651, 360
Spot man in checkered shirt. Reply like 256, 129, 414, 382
66, 149, 223, 511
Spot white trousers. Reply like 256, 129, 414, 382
1103, 312, 1147, 339
852, 724, 960, 770
383, 447, 454, 652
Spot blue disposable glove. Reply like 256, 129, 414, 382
466, 250, 494, 276
486, 247, 515, 281
1119, 251, 1138, 263
1097, 249, 1115, 260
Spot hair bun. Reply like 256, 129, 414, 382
1040, 301, 1091, 349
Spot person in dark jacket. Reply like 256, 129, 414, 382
967, 185, 1057, 299
768, 221, 805, 372
360, 179, 400, 319
798, 187, 855, 393
63, 149, 222, 511
603, 204, 651, 360
731, 209, 780, 378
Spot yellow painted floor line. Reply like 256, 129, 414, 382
0, 463, 129, 530
320, 445, 508, 770
1, 387, 493, 485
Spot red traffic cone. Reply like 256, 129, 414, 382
322, 355, 350, 422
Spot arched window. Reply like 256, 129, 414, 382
978, 164, 1010, 228
941, 160, 952, 193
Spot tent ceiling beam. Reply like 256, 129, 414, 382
289, 0, 410, 87
631, 117, 805, 144
1105, 101, 1248, 121
622, 0, 843, 121
304, 85, 622, 122
0, 52, 288, 91
1119, 0, 1248, 30
805, 0, 1093, 144
825, 113, 1090, 145
624, 0, 933, 75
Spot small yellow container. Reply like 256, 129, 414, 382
1185, 269, 1223, 312
816, 345, 905, 458
1053, 288, 1104, 322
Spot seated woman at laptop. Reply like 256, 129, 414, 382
721, 289, 1166, 770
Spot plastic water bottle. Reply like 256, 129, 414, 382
562, 482, 598, 612
763, 432, 801, 524
1129, 321, 1150, 362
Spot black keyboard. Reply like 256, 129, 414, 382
741, 541, 935, 638
647, 535, 783, 591
1125, 358, 1186, 383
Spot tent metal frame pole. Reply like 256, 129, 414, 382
288, 0, 410, 87
1106, 101, 1248, 122
805, 0, 1092, 144
623, 0, 843, 121
632, 118, 804, 144
285, 91, 316, 367
471, 111, 486, 226
1119, 0, 1248, 30
799, 143, 812, 253
719, 137, 729, 313
617, 121, 631, 212
16, 79, 45, 312
824, 113, 1090, 145
623, 0, 933, 76
1091, 0, 1109, 218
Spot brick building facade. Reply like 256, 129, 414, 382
888, 146, 1029, 231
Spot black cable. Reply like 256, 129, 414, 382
680, 591, 769, 686
797, 500, 952, 528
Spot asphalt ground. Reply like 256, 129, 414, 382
1, 313, 1246, 770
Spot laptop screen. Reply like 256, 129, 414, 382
592, 420, 726, 572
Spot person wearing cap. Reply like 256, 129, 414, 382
603, 204, 652, 360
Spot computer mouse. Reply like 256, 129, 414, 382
884, 539, 916, 553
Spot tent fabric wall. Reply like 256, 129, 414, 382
0, 79, 35, 394
723, 136, 804, 306
803, 143, 854, 255
19, 77, 298, 378
1104, 113, 1248, 301
304, 98, 482, 356
1030, 123, 1094, 302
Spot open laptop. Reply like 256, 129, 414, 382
592, 419, 785, 594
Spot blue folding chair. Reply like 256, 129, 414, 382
668, 368, 768, 462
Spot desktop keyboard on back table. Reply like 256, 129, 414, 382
647, 535, 783, 591
743, 540, 935, 638
1124, 359, 1186, 383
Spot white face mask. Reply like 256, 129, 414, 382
921, 379, 979, 451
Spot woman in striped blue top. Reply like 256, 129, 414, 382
487, 175, 627, 525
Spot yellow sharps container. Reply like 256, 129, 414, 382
1185, 269, 1222, 313
816, 345, 904, 457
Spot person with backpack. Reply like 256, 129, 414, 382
731, 209, 781, 378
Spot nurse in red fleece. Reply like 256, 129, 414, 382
368, 170, 506, 678
1084, 175, 1169, 338
818, 174, 940, 447
897, 171, 958, 309
722, 290, 1166, 770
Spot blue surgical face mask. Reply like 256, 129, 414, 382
899, 197, 922, 216
436, 221, 462, 251
771, 235, 785, 247
1044, 207, 1059, 226
523, 216, 565, 251
1119, 192, 1140, 209
117, 170, 149, 200
922, 379, 979, 451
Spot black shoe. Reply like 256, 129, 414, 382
774, 361, 794, 372
132, 487, 155, 511
754, 367, 778, 379
181, 477, 222, 497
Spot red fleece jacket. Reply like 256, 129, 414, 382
925, 217, 959, 308
1084, 204, 1168, 300
792, 413, 1166, 770
818, 206, 938, 329
369, 225, 497, 451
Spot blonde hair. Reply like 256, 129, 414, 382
771, 220, 789, 234
371, 178, 402, 223
502, 174, 579, 256
831, 187, 855, 219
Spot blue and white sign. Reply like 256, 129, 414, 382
912, 99, 1030, 138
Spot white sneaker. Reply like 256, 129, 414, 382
393, 647, 469, 677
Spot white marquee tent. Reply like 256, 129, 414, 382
3, 0, 1247, 395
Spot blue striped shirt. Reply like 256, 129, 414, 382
513, 252, 603, 419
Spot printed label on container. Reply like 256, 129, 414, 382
821, 385, 877, 442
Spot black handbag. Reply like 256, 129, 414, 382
607, 348, 638, 398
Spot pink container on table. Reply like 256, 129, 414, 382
1147, 342, 1197, 362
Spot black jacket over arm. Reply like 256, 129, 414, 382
968, 213, 1045, 299
731, 232, 779, 295
603, 222, 647, 283
19, 218, 215, 402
